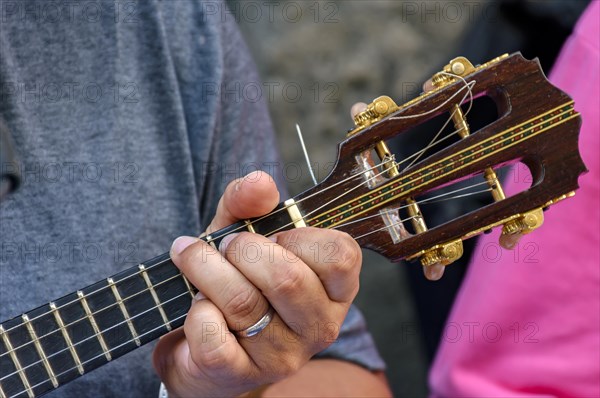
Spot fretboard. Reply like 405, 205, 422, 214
0, 202, 302, 398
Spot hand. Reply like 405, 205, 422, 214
153, 171, 362, 397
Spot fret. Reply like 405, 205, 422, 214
77, 291, 112, 361
144, 255, 193, 327
50, 303, 84, 375
205, 234, 218, 250
181, 275, 195, 300
0, 326, 33, 398
53, 293, 105, 374
245, 220, 256, 233
284, 198, 307, 228
21, 315, 58, 388
107, 278, 141, 346
138, 264, 172, 331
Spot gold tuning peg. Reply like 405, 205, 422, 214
349, 95, 399, 134
349, 95, 400, 177
431, 56, 476, 88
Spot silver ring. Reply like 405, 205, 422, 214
234, 306, 275, 338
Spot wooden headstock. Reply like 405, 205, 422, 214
293, 53, 586, 266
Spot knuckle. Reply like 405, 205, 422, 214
225, 232, 263, 263
269, 263, 305, 298
195, 341, 234, 374
328, 233, 362, 272
178, 242, 213, 270
222, 286, 263, 323
318, 322, 341, 350
270, 353, 304, 381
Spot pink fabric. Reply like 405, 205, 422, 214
429, 2, 600, 397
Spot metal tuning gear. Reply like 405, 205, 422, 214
348, 96, 400, 178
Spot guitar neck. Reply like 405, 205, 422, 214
0, 208, 297, 398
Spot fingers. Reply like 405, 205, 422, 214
183, 297, 255, 382
170, 236, 271, 333
271, 228, 362, 303
206, 171, 280, 233
153, 298, 260, 397
218, 231, 334, 329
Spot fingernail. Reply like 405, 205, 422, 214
244, 170, 262, 183
193, 291, 206, 302
219, 233, 239, 253
170, 236, 198, 256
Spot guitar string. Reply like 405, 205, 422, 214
0, 81, 478, 359
203, 79, 477, 242
0, 75, 478, 340
352, 187, 493, 241
0, 159, 397, 360
0, 179, 497, 382
1, 99, 575, 374
331, 180, 492, 230
295, 78, 476, 229
10, 312, 189, 398
401, 74, 475, 171
0, 95, 570, 395
306, 104, 573, 230
0, 157, 392, 336
1, 289, 191, 384
1, 76, 577, 394
0, 272, 184, 358
201, 79, 477, 245
0, 79, 484, 382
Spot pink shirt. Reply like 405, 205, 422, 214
430, 2, 600, 396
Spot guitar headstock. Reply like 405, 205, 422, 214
294, 53, 587, 266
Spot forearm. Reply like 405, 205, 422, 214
243, 359, 392, 397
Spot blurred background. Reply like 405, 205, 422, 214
228, 0, 589, 395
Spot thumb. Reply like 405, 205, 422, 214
206, 171, 280, 233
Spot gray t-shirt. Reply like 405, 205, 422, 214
0, 1, 385, 396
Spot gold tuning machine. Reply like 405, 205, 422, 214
349, 96, 400, 177
431, 56, 476, 88
420, 240, 464, 267
502, 208, 544, 237
350, 95, 399, 133
405, 197, 464, 268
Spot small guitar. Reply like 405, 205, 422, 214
0, 53, 587, 397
